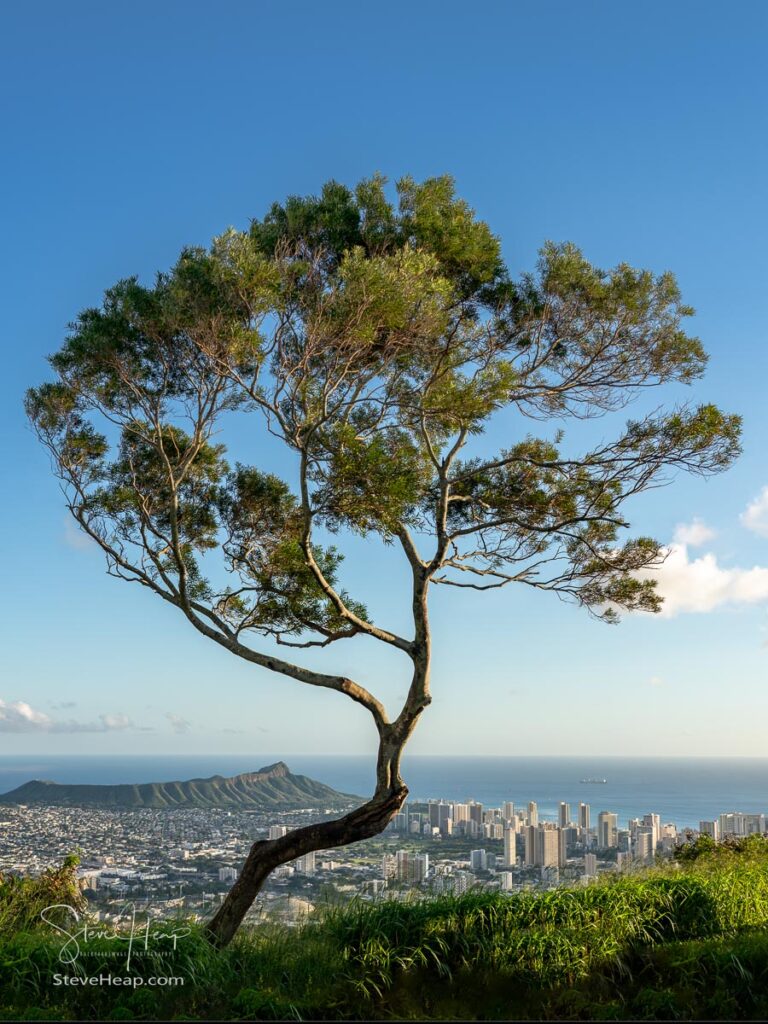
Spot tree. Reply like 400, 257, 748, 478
26, 175, 741, 945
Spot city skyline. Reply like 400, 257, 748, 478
3, 2, 768, 756
4, 783, 759, 926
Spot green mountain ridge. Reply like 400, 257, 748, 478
0, 761, 360, 810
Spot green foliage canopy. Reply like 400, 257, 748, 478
27, 174, 741, 661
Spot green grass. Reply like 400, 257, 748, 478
4, 840, 768, 1020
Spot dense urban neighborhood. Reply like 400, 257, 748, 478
1, 796, 760, 927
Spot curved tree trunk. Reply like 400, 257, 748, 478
206, 548, 432, 948
205, 737, 410, 947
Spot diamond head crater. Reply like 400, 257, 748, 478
0, 761, 359, 810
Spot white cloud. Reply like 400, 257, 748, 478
673, 518, 716, 547
0, 700, 144, 734
0, 700, 53, 732
742, 486, 768, 537
640, 543, 768, 617
98, 713, 133, 731
165, 713, 192, 735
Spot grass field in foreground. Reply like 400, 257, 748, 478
3, 836, 768, 1021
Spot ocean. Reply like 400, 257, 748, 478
1, 755, 767, 829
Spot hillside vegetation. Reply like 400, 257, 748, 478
3, 836, 768, 1020
0, 762, 358, 810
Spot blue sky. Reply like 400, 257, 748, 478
2, 1, 768, 756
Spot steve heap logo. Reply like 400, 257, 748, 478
41, 902, 191, 980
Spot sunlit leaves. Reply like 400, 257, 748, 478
26, 173, 742, 636
397, 175, 504, 293
312, 425, 432, 536
96, 425, 227, 556
216, 466, 369, 638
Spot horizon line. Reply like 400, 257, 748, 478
3, 752, 768, 761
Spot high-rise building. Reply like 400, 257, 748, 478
558, 828, 568, 867
558, 802, 571, 827
562, 826, 579, 848
428, 801, 450, 830
499, 871, 515, 891
528, 801, 539, 827
470, 849, 487, 872
503, 801, 515, 821
503, 826, 516, 866
597, 811, 618, 849
534, 824, 562, 868
396, 850, 410, 881
583, 853, 597, 877
469, 802, 484, 825
524, 825, 536, 866
632, 827, 654, 864
579, 802, 591, 830
412, 854, 429, 882
453, 871, 470, 895
719, 812, 747, 837
268, 825, 288, 840
716, 811, 767, 837
295, 852, 316, 874
699, 820, 719, 840
642, 813, 661, 851
453, 803, 470, 825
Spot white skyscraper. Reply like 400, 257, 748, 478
632, 827, 654, 864
578, 802, 591, 830
719, 812, 748, 837
470, 849, 487, 872
453, 871, 470, 895
642, 813, 661, 851
412, 854, 429, 882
